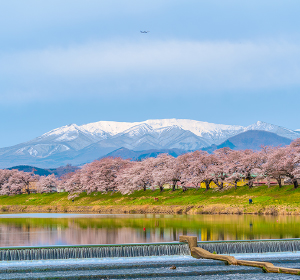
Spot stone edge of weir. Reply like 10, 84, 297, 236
179, 235, 300, 276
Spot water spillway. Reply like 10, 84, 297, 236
1, 238, 300, 262
198, 238, 300, 254
0, 243, 190, 261
0, 237, 300, 262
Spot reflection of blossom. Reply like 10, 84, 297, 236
0, 215, 298, 246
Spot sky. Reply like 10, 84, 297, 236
0, 0, 300, 148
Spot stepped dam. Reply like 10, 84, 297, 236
198, 238, 300, 255
0, 238, 300, 279
0, 238, 300, 261
0, 243, 190, 261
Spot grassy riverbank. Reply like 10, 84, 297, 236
0, 185, 299, 215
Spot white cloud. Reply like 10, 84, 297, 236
1, 39, 300, 102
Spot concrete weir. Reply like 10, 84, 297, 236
0, 243, 190, 261
179, 235, 300, 276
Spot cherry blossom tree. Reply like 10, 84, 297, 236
36, 174, 59, 193
226, 150, 246, 189
63, 171, 82, 193
237, 149, 265, 188
181, 151, 203, 189
167, 156, 183, 191
151, 154, 173, 192
292, 139, 300, 184
278, 140, 300, 188
210, 148, 232, 190
16, 171, 33, 194
177, 153, 193, 191
262, 146, 290, 188
117, 158, 155, 194
183, 151, 213, 190
0, 169, 13, 195
200, 153, 215, 190
0, 170, 33, 195
80, 157, 130, 193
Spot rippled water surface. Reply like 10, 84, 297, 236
0, 213, 299, 247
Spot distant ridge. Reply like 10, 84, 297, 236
203, 130, 292, 153
8, 165, 52, 176
0, 119, 298, 168
8, 165, 79, 177
101, 147, 187, 161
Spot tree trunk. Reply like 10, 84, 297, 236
248, 179, 254, 189
182, 186, 187, 192
276, 178, 282, 188
204, 180, 210, 190
159, 185, 164, 192
234, 180, 238, 190
143, 184, 147, 191
25, 185, 30, 194
213, 180, 223, 190
172, 180, 178, 191
292, 178, 299, 189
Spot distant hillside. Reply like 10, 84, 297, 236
100, 147, 187, 161
48, 164, 79, 177
8, 165, 52, 176
8, 164, 79, 177
203, 130, 292, 152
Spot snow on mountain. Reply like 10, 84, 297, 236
144, 119, 244, 137
80, 121, 138, 136
245, 121, 300, 140
77, 119, 244, 145
120, 123, 154, 137
79, 119, 297, 143
15, 144, 70, 158
0, 119, 299, 168
33, 124, 110, 151
111, 124, 211, 150
39, 124, 108, 143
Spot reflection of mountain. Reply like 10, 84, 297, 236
0, 215, 299, 246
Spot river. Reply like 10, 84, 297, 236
0, 213, 298, 247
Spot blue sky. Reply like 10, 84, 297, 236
1, 0, 300, 147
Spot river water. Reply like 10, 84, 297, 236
0, 213, 299, 247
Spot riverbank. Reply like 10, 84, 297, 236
0, 185, 299, 215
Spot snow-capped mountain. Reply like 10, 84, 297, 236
0, 119, 298, 168
79, 119, 245, 143
244, 121, 299, 140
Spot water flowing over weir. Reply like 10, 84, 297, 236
0, 243, 190, 261
198, 238, 300, 254
1, 238, 300, 262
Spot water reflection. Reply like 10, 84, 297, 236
0, 214, 299, 247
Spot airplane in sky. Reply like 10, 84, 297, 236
140, 31, 150, 33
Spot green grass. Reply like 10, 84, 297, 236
0, 185, 299, 209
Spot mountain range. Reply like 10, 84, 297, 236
0, 119, 299, 168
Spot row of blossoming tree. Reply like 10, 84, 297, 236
0, 139, 299, 195
64, 139, 300, 194
0, 169, 58, 195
